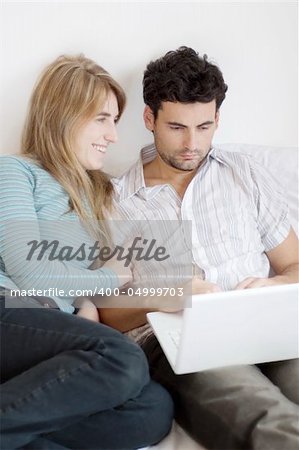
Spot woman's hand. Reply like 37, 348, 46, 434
103, 255, 133, 287
90, 241, 133, 288
75, 297, 100, 322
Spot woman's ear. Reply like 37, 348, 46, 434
143, 106, 155, 132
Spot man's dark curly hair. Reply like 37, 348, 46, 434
143, 46, 228, 118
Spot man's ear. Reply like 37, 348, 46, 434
143, 106, 155, 132
215, 110, 220, 129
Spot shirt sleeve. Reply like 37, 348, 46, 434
0, 157, 119, 297
249, 156, 291, 251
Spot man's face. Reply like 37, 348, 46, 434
144, 100, 219, 172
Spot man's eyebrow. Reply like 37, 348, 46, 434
167, 120, 214, 127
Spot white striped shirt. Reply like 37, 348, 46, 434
112, 144, 291, 343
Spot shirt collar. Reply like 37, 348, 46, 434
115, 144, 229, 202
115, 144, 161, 202
210, 146, 230, 168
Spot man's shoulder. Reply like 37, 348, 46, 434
212, 146, 255, 165
112, 144, 155, 198
211, 147, 265, 180
112, 160, 138, 188
111, 157, 141, 202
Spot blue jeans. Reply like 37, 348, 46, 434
0, 293, 173, 449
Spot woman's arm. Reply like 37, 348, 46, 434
0, 157, 118, 294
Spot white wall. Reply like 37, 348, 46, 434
1, 1, 298, 175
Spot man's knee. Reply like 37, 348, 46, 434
259, 358, 299, 404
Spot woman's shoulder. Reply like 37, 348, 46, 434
0, 154, 51, 186
0, 155, 44, 173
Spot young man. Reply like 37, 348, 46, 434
100, 47, 299, 449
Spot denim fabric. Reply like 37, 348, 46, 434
142, 334, 299, 450
0, 293, 173, 449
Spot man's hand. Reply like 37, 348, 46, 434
235, 276, 287, 290
191, 276, 222, 294
159, 276, 222, 313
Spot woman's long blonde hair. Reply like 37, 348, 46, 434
21, 54, 126, 238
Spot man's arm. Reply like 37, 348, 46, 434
236, 228, 299, 289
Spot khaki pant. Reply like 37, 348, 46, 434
142, 334, 299, 450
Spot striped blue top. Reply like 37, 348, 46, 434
0, 155, 118, 312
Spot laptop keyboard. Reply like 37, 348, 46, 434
168, 329, 181, 348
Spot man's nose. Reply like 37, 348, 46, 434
183, 130, 197, 151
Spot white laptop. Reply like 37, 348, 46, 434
147, 283, 299, 374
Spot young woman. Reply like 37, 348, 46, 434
0, 54, 173, 449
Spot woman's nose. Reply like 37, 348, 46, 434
104, 122, 118, 143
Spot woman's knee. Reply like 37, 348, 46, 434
137, 380, 174, 445
98, 333, 150, 398
73, 320, 151, 401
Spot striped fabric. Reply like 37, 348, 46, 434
113, 144, 291, 344
113, 144, 290, 291
0, 155, 118, 312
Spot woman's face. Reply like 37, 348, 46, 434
73, 91, 119, 171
